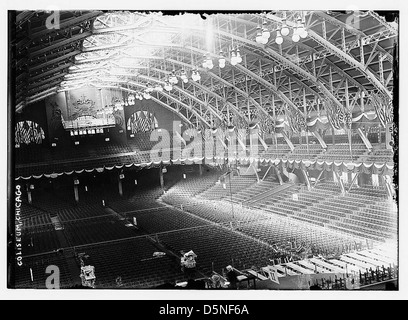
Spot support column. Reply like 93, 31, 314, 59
159, 166, 164, 192
348, 172, 360, 193
334, 171, 345, 196
332, 129, 335, 146
314, 170, 325, 188
301, 169, 311, 191
311, 131, 327, 150
258, 133, 268, 152
199, 163, 203, 176
274, 166, 283, 185
27, 187, 32, 205
280, 131, 295, 152
118, 179, 123, 196
357, 128, 373, 151
74, 185, 79, 203
262, 165, 272, 181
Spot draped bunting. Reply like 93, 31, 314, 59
325, 100, 346, 130
258, 114, 275, 135
16, 154, 394, 180
287, 107, 307, 133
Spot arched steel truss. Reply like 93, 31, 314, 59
13, 10, 396, 127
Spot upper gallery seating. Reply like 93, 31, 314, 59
317, 144, 368, 162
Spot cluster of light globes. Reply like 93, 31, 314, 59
70, 128, 104, 136
202, 48, 242, 69
256, 19, 308, 45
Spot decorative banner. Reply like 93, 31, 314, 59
127, 111, 158, 133
372, 94, 393, 128
286, 107, 306, 133
15, 120, 45, 145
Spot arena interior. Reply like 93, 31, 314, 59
8, 10, 398, 290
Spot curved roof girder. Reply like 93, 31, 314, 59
261, 14, 393, 101
104, 85, 194, 127
124, 80, 211, 127
81, 25, 298, 118
312, 11, 393, 63
135, 73, 224, 121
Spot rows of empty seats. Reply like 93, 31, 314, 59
13, 253, 73, 289
229, 179, 280, 204
363, 148, 394, 163
157, 225, 277, 275
21, 225, 61, 255
287, 144, 323, 160
317, 143, 368, 162
197, 176, 257, 200
261, 144, 292, 159
159, 171, 221, 206
79, 236, 188, 288
62, 216, 143, 247
124, 207, 211, 234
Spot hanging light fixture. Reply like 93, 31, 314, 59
298, 15, 308, 38
230, 48, 237, 66
262, 20, 271, 39
143, 91, 151, 100
180, 69, 188, 83
205, 54, 213, 70
292, 27, 300, 43
191, 70, 201, 82
236, 48, 242, 64
275, 30, 284, 45
255, 25, 263, 44
281, 17, 290, 36
164, 81, 173, 91
218, 49, 226, 68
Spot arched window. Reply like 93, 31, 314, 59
15, 120, 45, 145
127, 111, 158, 133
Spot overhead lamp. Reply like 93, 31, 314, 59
230, 49, 237, 66
255, 27, 263, 44
143, 92, 151, 100
259, 32, 269, 44
164, 82, 173, 91
299, 23, 308, 38
155, 85, 163, 92
275, 30, 284, 45
281, 19, 290, 36
262, 21, 271, 39
236, 48, 242, 64
292, 28, 300, 43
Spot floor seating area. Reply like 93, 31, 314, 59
75, 236, 187, 288
13, 253, 73, 289
62, 216, 144, 247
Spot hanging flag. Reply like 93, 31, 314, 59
372, 95, 393, 128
